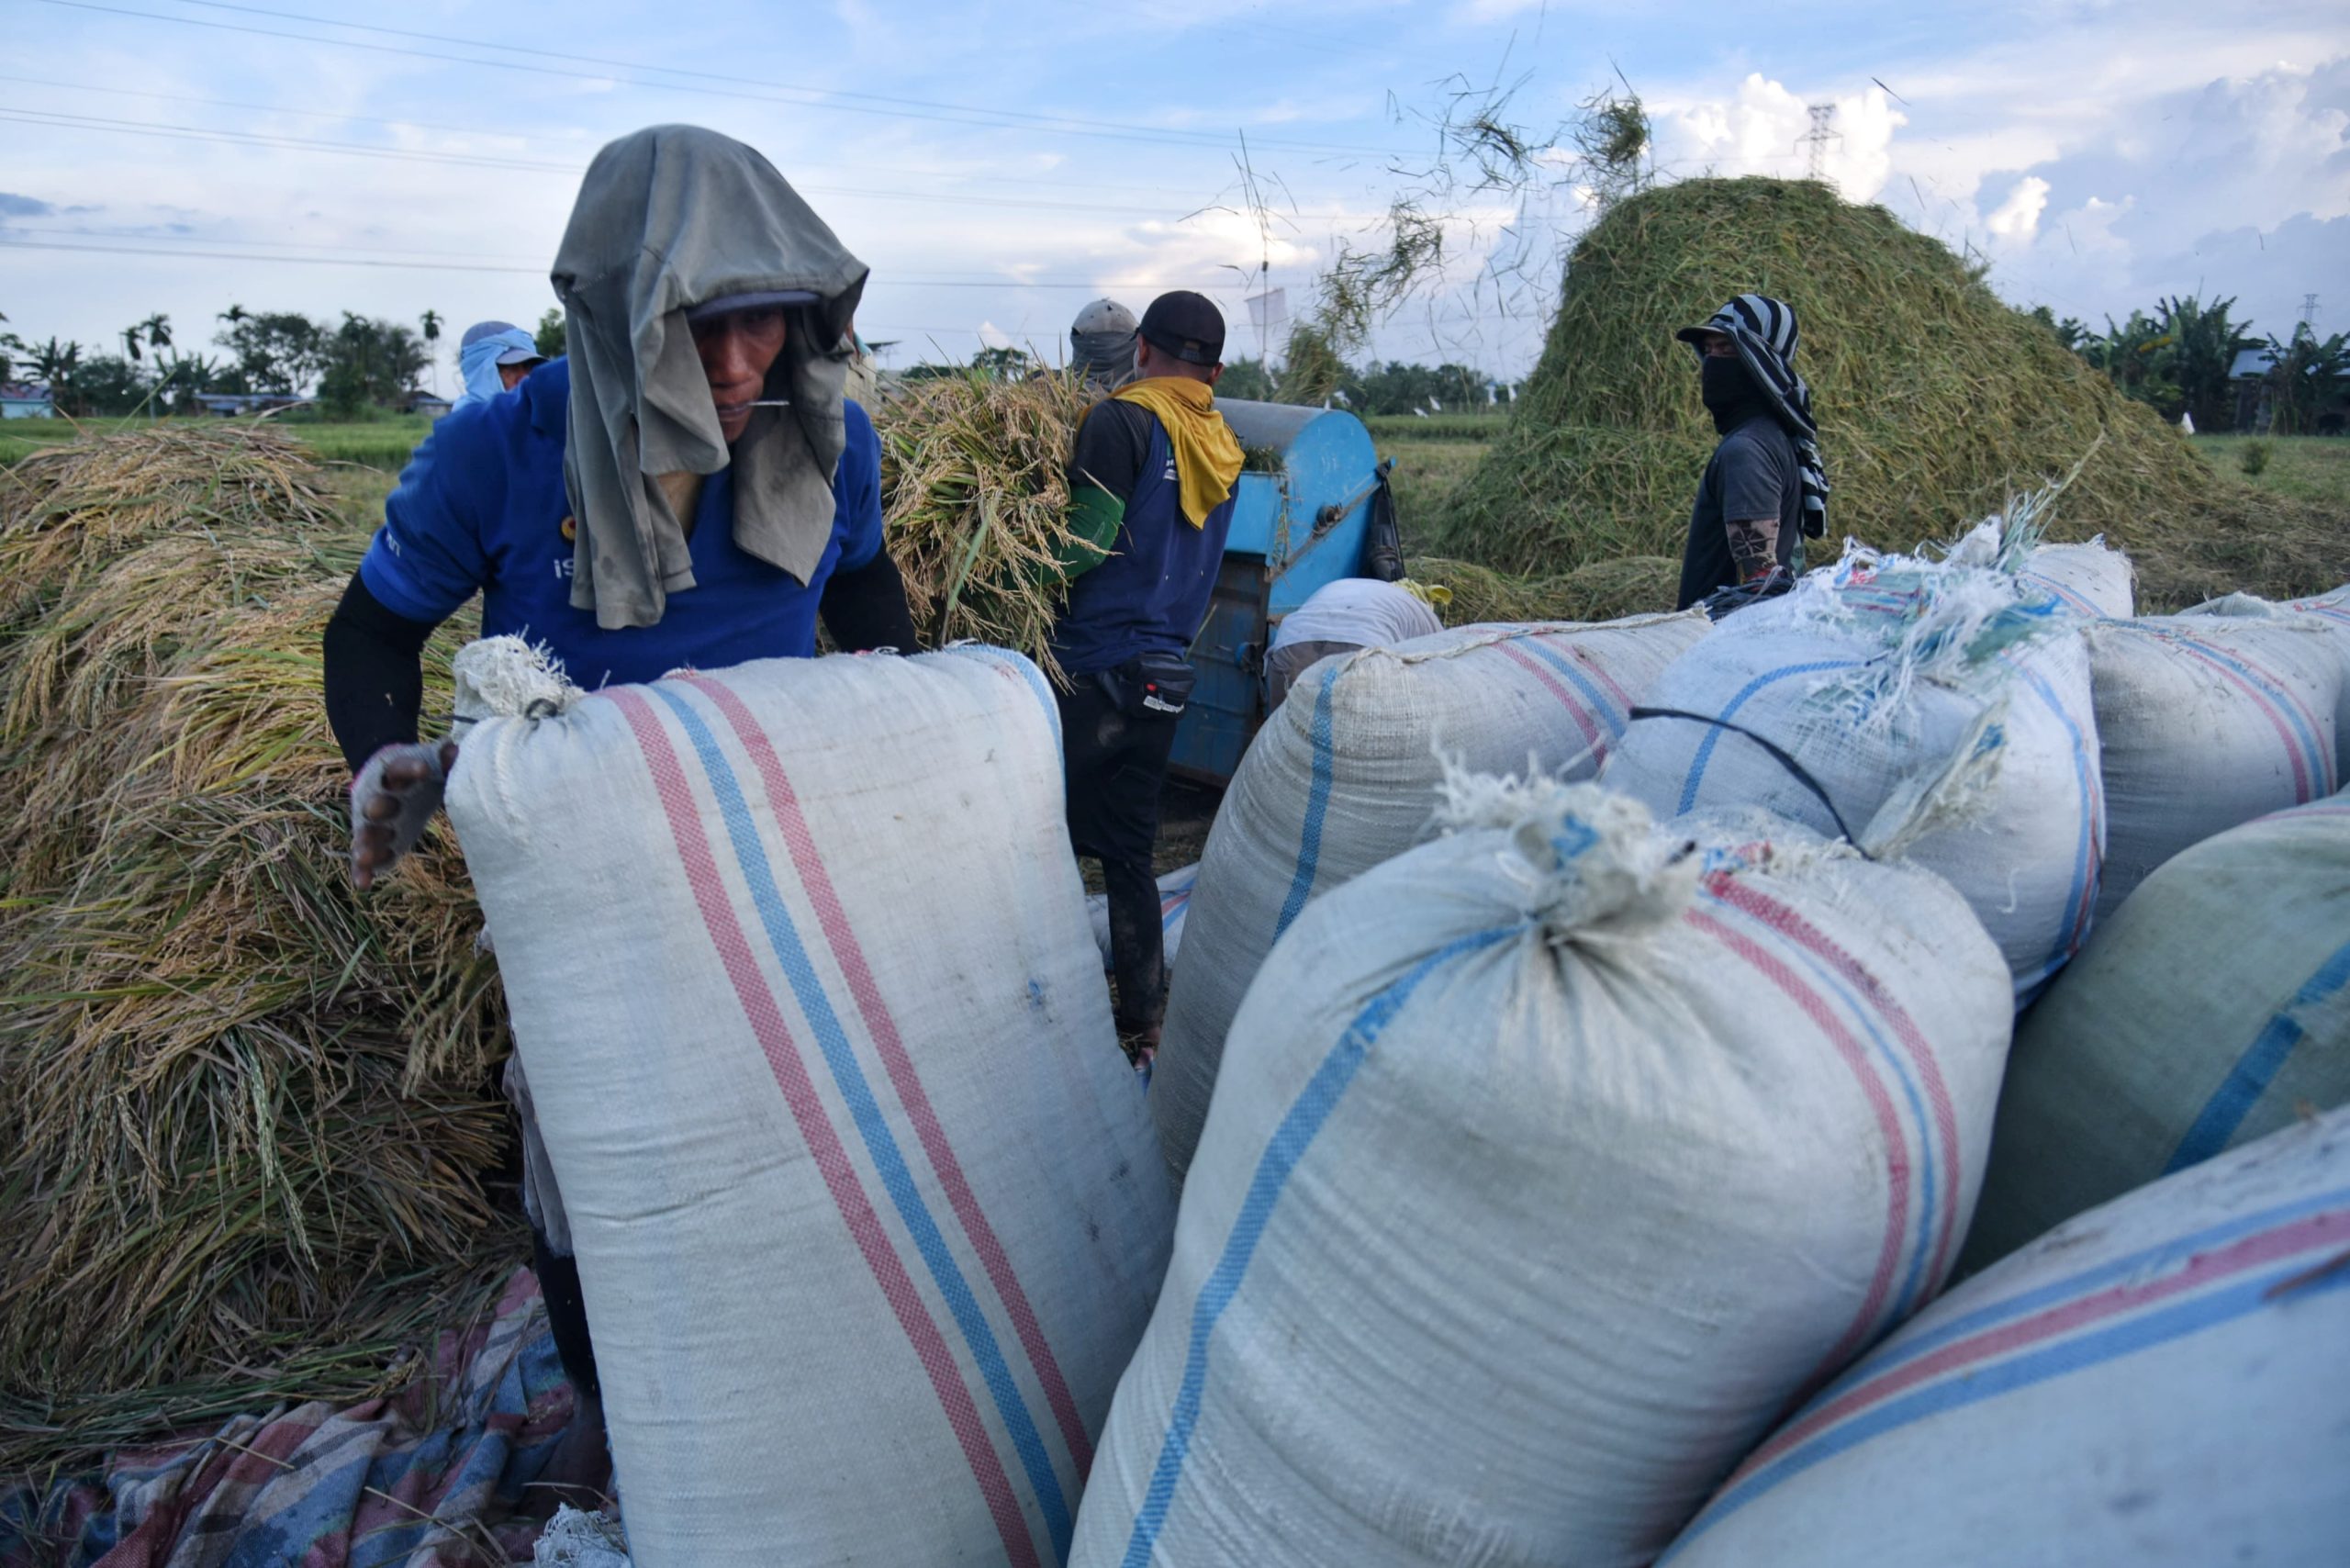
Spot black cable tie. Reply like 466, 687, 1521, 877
1627, 706, 1873, 859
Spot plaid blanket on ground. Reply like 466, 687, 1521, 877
1, 1270, 591, 1568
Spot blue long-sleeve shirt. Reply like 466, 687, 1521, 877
361, 358, 883, 689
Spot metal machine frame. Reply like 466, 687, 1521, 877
1169, 398, 1391, 786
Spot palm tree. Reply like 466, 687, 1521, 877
420, 308, 443, 394
28, 337, 83, 412
218, 303, 249, 327
120, 324, 144, 362
141, 313, 173, 354
157, 351, 222, 411
2264, 325, 2350, 435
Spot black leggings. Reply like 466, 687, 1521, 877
532, 1227, 601, 1405
1057, 681, 1180, 1031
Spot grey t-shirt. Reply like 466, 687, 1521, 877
1676, 415, 1804, 610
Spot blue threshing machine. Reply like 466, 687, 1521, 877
1167, 397, 1400, 785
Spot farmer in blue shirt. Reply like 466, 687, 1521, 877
450, 319, 544, 411
1052, 290, 1244, 1058
332, 354, 889, 727
327, 127, 913, 890
321, 127, 915, 1482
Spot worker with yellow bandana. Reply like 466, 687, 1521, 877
1051, 290, 1243, 1060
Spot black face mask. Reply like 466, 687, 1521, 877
1699, 353, 1757, 425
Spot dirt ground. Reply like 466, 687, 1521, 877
1155, 778, 1221, 873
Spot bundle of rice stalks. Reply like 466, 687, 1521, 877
0, 425, 341, 631
0, 429, 516, 1475
1408, 554, 1681, 626
1436, 177, 2339, 610
874, 370, 1096, 683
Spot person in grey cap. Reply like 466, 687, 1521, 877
452, 319, 545, 410
1048, 289, 1245, 1060
1070, 297, 1139, 392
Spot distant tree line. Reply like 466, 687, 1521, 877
900, 344, 1507, 415
0, 303, 468, 420
2028, 296, 2349, 435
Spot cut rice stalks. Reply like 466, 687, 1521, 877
0, 427, 518, 1478
874, 370, 1097, 684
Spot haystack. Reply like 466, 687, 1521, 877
1406, 554, 1681, 626
1436, 177, 2340, 610
0, 428, 517, 1473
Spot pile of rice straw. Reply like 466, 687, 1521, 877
0, 427, 518, 1473
1406, 554, 1683, 625
1437, 176, 2344, 610
873, 370, 1099, 684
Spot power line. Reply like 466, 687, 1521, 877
0, 71, 1261, 205
0, 233, 1270, 292
2, 222, 548, 265
0, 108, 1320, 219
0, 235, 546, 274
29, 0, 1403, 159
164, 0, 1392, 150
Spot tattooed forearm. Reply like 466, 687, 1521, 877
1727, 517, 1779, 579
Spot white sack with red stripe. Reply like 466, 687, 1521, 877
2261, 584, 2349, 780
2015, 538, 2133, 619
445, 644, 1174, 1568
1151, 613, 1708, 1180
1071, 778, 2011, 1568
1087, 863, 1196, 976
1960, 790, 2350, 1273
2087, 603, 2342, 918
1600, 545, 2104, 1004
1664, 1104, 2350, 1568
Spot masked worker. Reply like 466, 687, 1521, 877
1673, 294, 1830, 610
1050, 290, 1243, 1060
1070, 297, 1140, 392
452, 319, 546, 410
320, 125, 918, 1469
1262, 577, 1445, 711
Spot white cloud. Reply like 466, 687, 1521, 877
1986, 176, 2050, 241
1962, 56, 2350, 333
1652, 78, 1907, 202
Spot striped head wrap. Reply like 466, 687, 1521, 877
1677, 294, 1830, 538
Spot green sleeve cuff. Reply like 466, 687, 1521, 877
1052, 484, 1125, 581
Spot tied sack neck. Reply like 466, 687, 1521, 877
1112, 377, 1245, 528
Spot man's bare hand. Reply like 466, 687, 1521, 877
350, 738, 459, 890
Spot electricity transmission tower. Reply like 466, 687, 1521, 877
1798, 104, 1842, 183
2301, 293, 2321, 329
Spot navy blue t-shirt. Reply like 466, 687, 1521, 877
1051, 404, 1237, 676
360, 358, 884, 689
1675, 412, 1803, 610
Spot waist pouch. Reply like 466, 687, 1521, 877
1096, 653, 1196, 718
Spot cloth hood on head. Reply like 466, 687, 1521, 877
454, 325, 540, 409
551, 124, 871, 629
1677, 293, 1831, 538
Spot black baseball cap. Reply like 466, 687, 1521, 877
1138, 290, 1225, 366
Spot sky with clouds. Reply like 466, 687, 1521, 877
2, 0, 2343, 385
